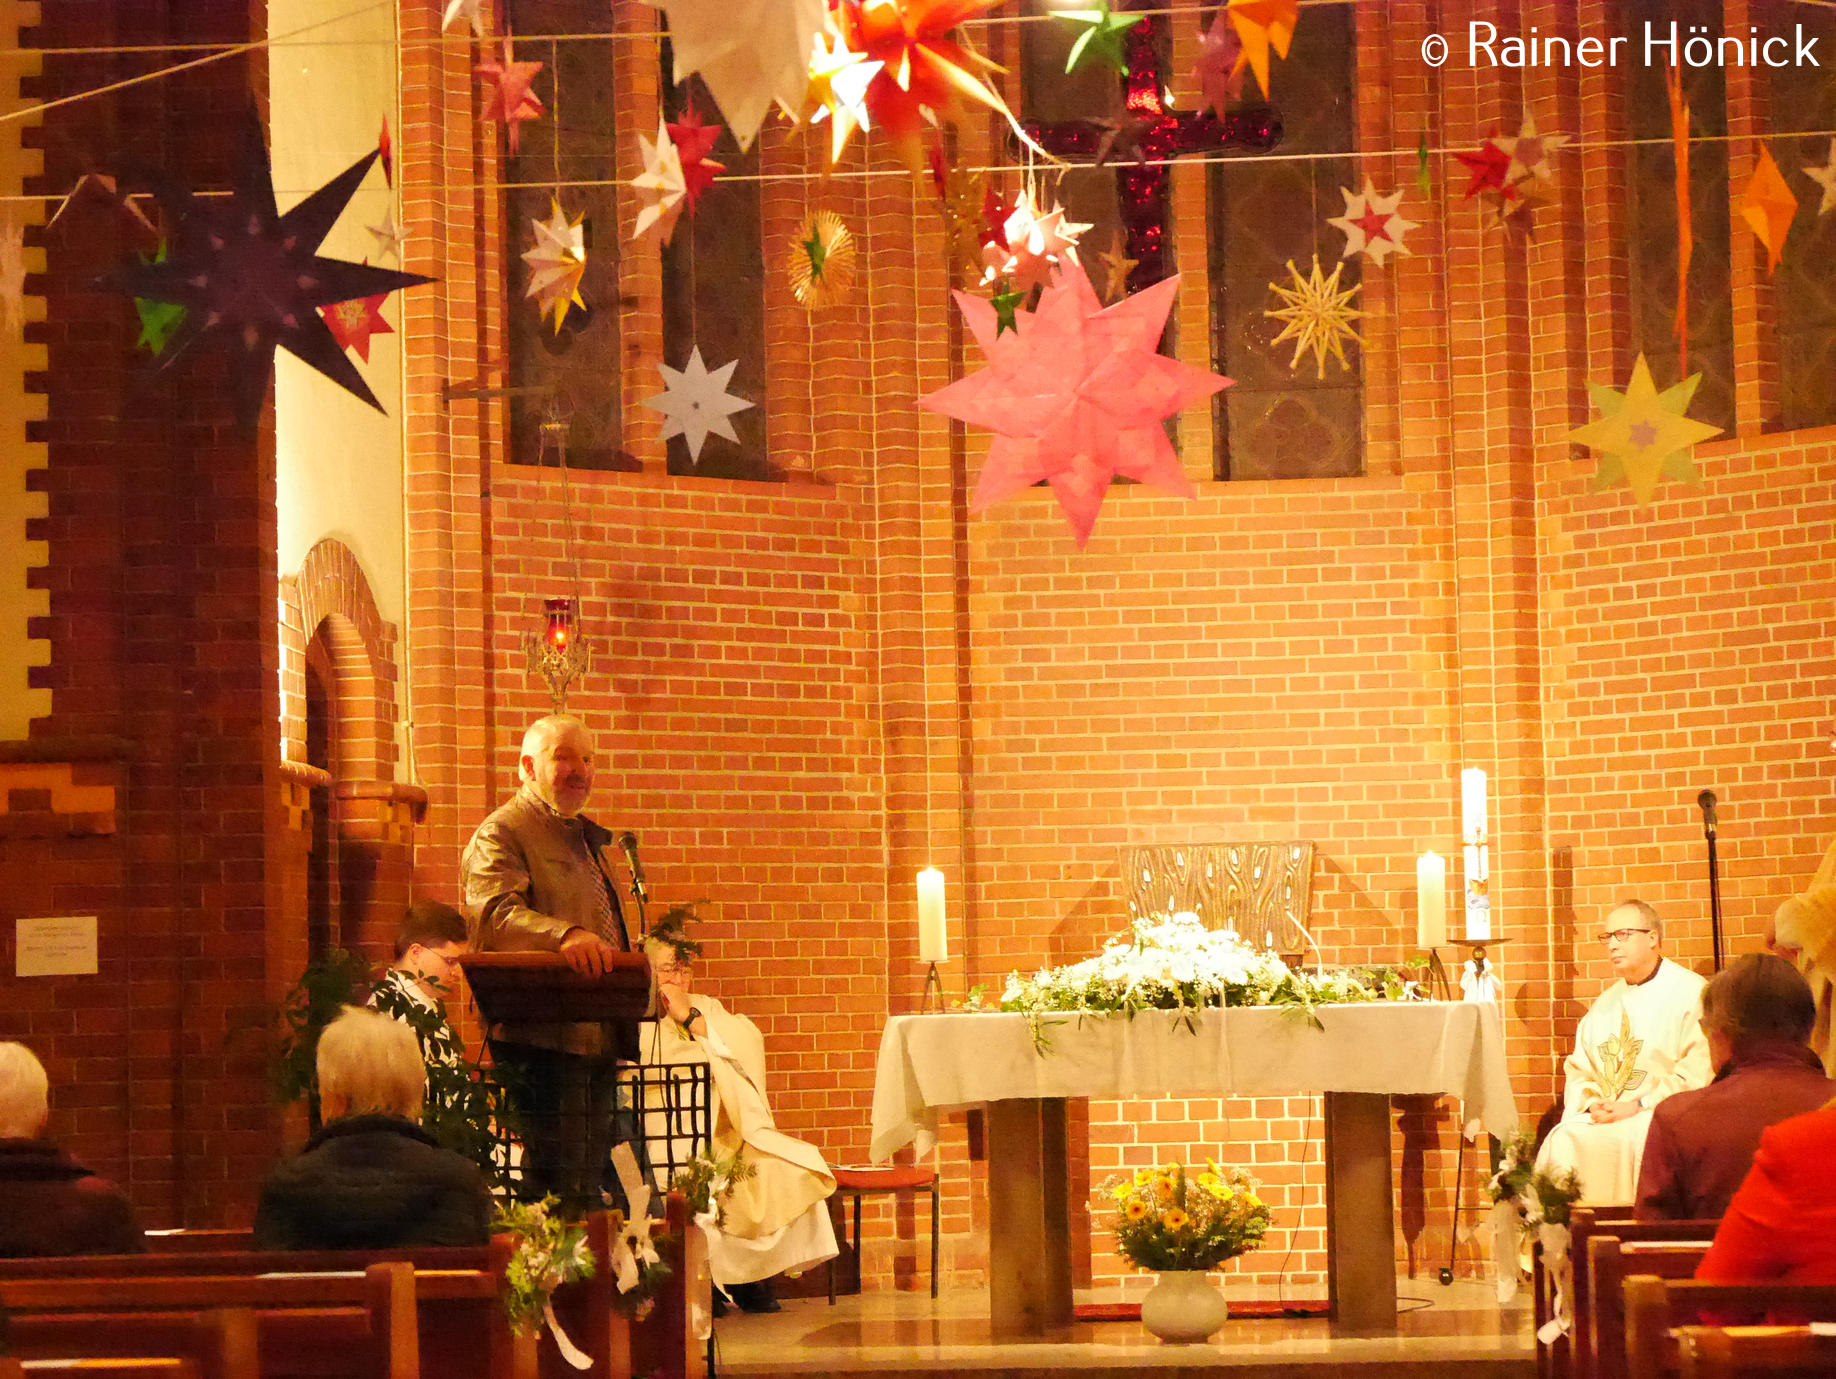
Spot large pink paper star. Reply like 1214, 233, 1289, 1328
477, 38, 544, 153
918, 260, 1231, 547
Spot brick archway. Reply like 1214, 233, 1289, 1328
291, 538, 399, 784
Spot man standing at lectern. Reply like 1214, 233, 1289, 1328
463, 714, 633, 1204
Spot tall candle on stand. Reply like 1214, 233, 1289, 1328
1416, 851, 1446, 948
917, 867, 948, 963
1460, 768, 1491, 941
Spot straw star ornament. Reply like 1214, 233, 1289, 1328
1264, 256, 1362, 379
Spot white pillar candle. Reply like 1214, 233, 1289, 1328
1461, 768, 1487, 845
1464, 842, 1491, 941
1417, 851, 1446, 948
917, 867, 948, 963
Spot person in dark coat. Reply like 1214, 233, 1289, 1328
0, 1042, 142, 1256
254, 1007, 492, 1250
1636, 952, 1836, 1220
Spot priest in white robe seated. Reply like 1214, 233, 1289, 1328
637, 931, 837, 1312
1536, 900, 1712, 1203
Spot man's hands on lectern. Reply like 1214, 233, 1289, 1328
559, 928, 620, 976
1587, 1098, 1641, 1124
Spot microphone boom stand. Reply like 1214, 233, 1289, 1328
1699, 790, 1724, 972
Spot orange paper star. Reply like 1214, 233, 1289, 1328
1739, 144, 1796, 276
476, 37, 544, 154
1225, 0, 1298, 101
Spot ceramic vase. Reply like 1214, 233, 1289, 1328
1139, 1269, 1229, 1343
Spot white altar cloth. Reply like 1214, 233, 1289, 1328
869, 1001, 1520, 1162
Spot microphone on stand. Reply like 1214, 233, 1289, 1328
1697, 790, 1724, 972
617, 831, 650, 906
1698, 790, 1718, 838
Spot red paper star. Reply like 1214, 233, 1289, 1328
917, 260, 1231, 547
378, 115, 393, 188
1456, 138, 1510, 198
834, 0, 1010, 171
667, 105, 727, 208
1352, 205, 1393, 243
319, 286, 394, 362
477, 37, 544, 153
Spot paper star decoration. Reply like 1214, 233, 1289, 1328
378, 116, 393, 188
367, 207, 404, 262
666, 105, 726, 208
523, 198, 588, 332
0, 216, 24, 335
917, 259, 1231, 548
101, 109, 434, 429
319, 283, 394, 363
1193, 6, 1246, 118
1095, 230, 1137, 305
1264, 255, 1363, 379
476, 37, 544, 154
1566, 353, 1723, 507
788, 209, 857, 310
1494, 110, 1566, 186
1327, 177, 1417, 267
981, 189, 1091, 295
1802, 137, 1836, 217
803, 28, 882, 164
641, 347, 756, 461
442, 0, 487, 37
1061, 3, 1144, 76
131, 242, 185, 355
1739, 144, 1797, 275
631, 119, 689, 244
1225, 0, 1299, 101
646, 0, 826, 151
1455, 137, 1511, 199
989, 286, 1027, 336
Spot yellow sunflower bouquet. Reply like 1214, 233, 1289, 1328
1105, 1162, 1273, 1272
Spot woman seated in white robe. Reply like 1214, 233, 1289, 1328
637, 935, 837, 1309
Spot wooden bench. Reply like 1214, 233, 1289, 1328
0, 1263, 413, 1379
1624, 1279, 1836, 1379
1550, 1210, 1720, 1379
1674, 1324, 1836, 1377
1587, 1240, 1715, 1379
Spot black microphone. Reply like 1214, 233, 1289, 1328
617, 830, 649, 905
1698, 790, 1718, 838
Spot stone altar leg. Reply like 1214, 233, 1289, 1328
985, 1097, 1073, 1337
1324, 1090, 1398, 1330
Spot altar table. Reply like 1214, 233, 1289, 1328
869, 1001, 1519, 1335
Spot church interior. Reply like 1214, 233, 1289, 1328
3, 0, 1835, 1376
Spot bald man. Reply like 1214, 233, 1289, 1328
463, 714, 636, 1205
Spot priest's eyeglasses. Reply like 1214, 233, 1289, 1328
1600, 927, 1654, 944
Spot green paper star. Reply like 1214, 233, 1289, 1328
991, 286, 1026, 336
133, 239, 186, 356
1416, 132, 1432, 199
802, 227, 828, 280
1062, 3, 1143, 75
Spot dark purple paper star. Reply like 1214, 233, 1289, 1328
103, 109, 434, 430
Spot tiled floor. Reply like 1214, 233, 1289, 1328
715, 1280, 1536, 1377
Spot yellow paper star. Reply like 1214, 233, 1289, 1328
1225, 0, 1298, 100
1264, 255, 1362, 379
802, 29, 882, 164
1566, 353, 1723, 507
1095, 231, 1136, 305
1739, 144, 1797, 275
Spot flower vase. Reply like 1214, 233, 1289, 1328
1139, 1270, 1229, 1344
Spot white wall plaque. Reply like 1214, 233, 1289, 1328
15, 915, 98, 977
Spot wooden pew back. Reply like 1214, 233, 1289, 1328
1548, 1210, 1717, 1379
1624, 1279, 1836, 1379
1677, 1324, 1836, 1377
1587, 1240, 1714, 1379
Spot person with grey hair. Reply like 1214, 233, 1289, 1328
1534, 900, 1712, 1202
0, 1042, 141, 1256
1635, 952, 1836, 1219
253, 1007, 491, 1249
462, 714, 639, 1206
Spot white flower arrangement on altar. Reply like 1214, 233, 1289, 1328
997, 911, 1387, 1050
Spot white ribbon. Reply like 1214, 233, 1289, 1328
1490, 1199, 1522, 1303
542, 1298, 593, 1371
608, 1144, 662, 1295
1534, 1221, 1573, 1345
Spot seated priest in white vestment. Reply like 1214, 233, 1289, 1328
1536, 900, 1712, 1203
638, 934, 837, 1311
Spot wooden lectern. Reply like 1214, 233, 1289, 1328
460, 950, 655, 1057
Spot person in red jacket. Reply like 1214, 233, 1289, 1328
0, 1042, 142, 1256
1697, 1097, 1836, 1283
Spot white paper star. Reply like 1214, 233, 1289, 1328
980, 190, 1093, 294
522, 198, 587, 331
804, 29, 882, 164
1327, 177, 1418, 267
367, 207, 404, 262
1494, 110, 1567, 186
641, 347, 755, 461
1804, 137, 1836, 217
646, 0, 827, 151
631, 118, 688, 244
442, 0, 487, 37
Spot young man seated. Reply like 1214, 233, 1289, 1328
0, 1042, 142, 1256
1636, 952, 1835, 1220
637, 929, 837, 1313
370, 898, 470, 1068
254, 1007, 492, 1250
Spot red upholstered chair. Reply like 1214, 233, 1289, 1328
827, 1165, 941, 1303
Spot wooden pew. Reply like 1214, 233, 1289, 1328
1559, 1213, 1719, 1379
1587, 1240, 1714, 1379
1675, 1324, 1836, 1377
141, 1231, 257, 1254
0, 1242, 532, 1379
0, 1264, 413, 1379
1624, 1279, 1836, 1379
